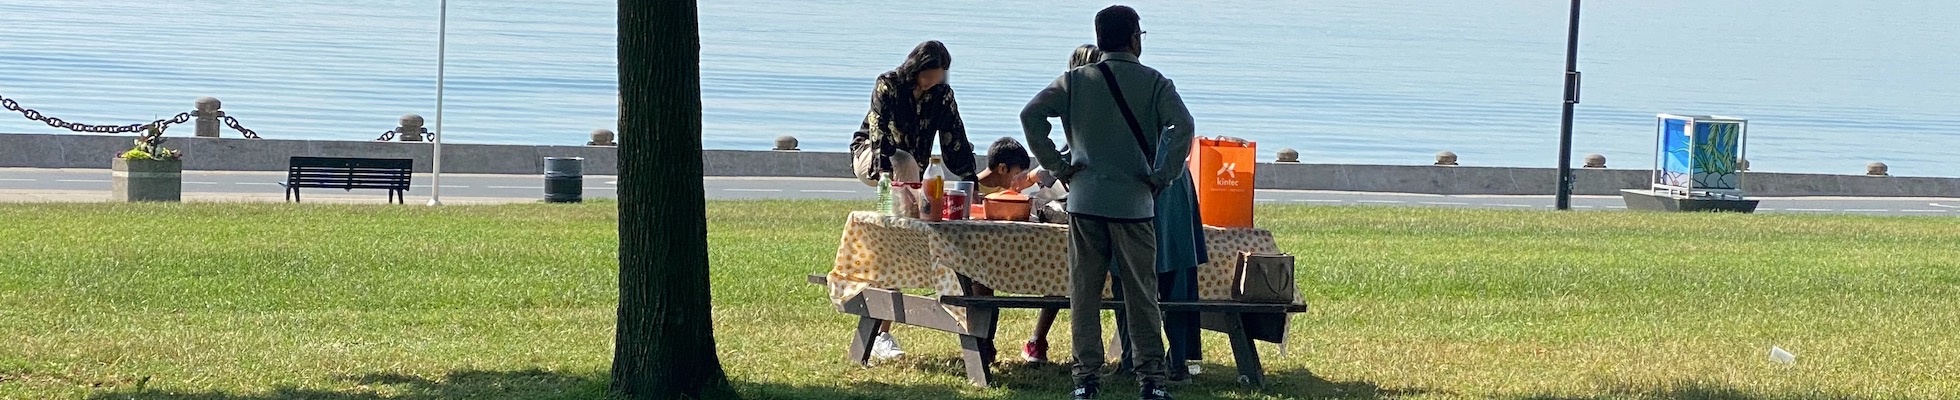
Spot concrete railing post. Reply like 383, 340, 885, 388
1867, 162, 1889, 176
1583, 153, 1606, 168
1276, 148, 1300, 163
589, 129, 616, 146
397, 114, 426, 142
194, 97, 222, 138
1435, 151, 1458, 166
775, 135, 799, 151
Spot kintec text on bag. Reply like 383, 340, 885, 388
1188, 137, 1257, 227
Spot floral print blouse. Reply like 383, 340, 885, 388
851, 71, 978, 181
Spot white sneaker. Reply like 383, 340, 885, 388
871, 332, 906, 360
1188, 364, 1203, 376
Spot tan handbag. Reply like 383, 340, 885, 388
1232, 252, 1297, 304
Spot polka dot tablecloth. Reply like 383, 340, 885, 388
828, 211, 1291, 330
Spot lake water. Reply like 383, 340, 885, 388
3, 0, 1957, 176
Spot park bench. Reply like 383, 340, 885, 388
282, 157, 413, 204
808, 274, 1307, 387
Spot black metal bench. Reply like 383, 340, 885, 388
283, 157, 413, 204
809, 274, 1307, 388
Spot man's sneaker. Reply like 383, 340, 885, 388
1022, 339, 1050, 363
1188, 364, 1203, 376
1140, 383, 1172, 400
871, 332, 905, 360
1070, 381, 1100, 400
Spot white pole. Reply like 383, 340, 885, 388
428, 0, 447, 206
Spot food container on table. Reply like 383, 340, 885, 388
892, 182, 924, 218
944, 182, 975, 220
983, 189, 1032, 221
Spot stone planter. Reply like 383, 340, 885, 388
111, 158, 183, 202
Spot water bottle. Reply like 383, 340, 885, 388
877, 172, 894, 215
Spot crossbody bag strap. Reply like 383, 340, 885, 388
1095, 62, 1153, 169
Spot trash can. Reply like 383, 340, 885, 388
544, 157, 583, 203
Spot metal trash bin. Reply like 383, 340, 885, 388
544, 157, 583, 203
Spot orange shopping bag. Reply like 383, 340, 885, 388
1187, 136, 1257, 227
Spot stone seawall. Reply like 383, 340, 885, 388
5, 133, 1956, 197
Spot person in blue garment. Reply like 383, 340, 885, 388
1111, 137, 1209, 384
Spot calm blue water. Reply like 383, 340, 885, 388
3, 1, 1957, 176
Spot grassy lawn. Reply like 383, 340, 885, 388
3, 200, 1958, 399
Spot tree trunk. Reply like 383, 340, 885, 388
611, 0, 735, 399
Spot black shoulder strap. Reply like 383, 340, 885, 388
1096, 62, 1153, 168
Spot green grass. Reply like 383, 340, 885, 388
3, 201, 1958, 399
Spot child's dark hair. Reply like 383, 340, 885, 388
987, 137, 1032, 171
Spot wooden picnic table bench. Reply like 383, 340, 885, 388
808, 274, 1307, 387
282, 156, 413, 204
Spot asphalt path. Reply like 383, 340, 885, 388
5, 168, 1959, 216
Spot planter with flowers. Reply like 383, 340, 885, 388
111, 126, 183, 202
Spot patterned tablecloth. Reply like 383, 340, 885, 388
827, 211, 1286, 329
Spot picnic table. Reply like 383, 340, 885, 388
815, 211, 1306, 387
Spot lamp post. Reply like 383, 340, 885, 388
1555, 0, 1582, 210
428, 0, 448, 206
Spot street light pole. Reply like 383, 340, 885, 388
1555, 0, 1582, 210
428, 0, 448, 206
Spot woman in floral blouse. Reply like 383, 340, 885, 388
850, 40, 979, 184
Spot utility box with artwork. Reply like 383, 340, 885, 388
1621, 114, 1760, 212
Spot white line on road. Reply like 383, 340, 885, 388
1419, 201, 1470, 205
799, 190, 859, 194
606, 181, 617, 185
1901, 210, 1947, 213
1930, 203, 1960, 209
1291, 199, 1342, 203
1845, 209, 1890, 212
0, 178, 34, 182
1573, 205, 1594, 209
587, 187, 616, 190
1606, 206, 1627, 209
1357, 200, 1405, 204
725, 189, 783, 192
1495, 204, 1534, 208
487, 186, 544, 189
1784, 208, 1832, 212
184, 181, 219, 185
56, 179, 109, 183
236, 182, 279, 186
410, 185, 471, 189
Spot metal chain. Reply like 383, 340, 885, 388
214, 111, 263, 139
4, 93, 200, 136
374, 127, 430, 142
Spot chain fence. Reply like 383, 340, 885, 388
1, 93, 263, 139
375, 127, 432, 142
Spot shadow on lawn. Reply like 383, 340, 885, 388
1516, 380, 1876, 400
872, 354, 1438, 399
86, 369, 607, 400
81, 368, 972, 400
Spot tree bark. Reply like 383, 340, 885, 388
611, 0, 735, 399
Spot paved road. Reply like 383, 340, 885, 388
6, 168, 1959, 216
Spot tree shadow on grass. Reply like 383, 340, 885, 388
81, 368, 973, 400
869, 354, 1441, 399
85, 369, 608, 400
1516, 380, 1875, 400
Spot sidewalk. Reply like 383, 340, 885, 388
0, 190, 540, 205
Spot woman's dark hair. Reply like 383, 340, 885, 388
895, 40, 953, 86
987, 137, 1032, 171
1070, 44, 1103, 69
1095, 6, 1141, 52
